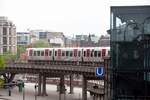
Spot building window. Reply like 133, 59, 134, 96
9, 46, 11, 51
9, 37, 11, 45
3, 37, 7, 45
3, 46, 7, 53
17, 36, 21, 42
25, 36, 28, 41
9, 28, 11, 35
39, 32, 47, 39
3, 27, 7, 35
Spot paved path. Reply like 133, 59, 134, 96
0, 83, 92, 100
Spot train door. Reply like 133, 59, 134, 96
58, 49, 61, 61
61, 49, 65, 61
74, 49, 78, 61
86, 49, 90, 62
91, 49, 94, 62
102, 49, 106, 57
45, 49, 49, 61
29, 49, 33, 61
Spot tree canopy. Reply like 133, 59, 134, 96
0, 55, 5, 70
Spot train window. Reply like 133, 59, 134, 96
41, 51, 44, 56
49, 51, 52, 56
55, 51, 57, 56
34, 51, 36, 56
94, 51, 97, 57
91, 52, 93, 57
66, 51, 69, 56
84, 51, 86, 57
98, 51, 101, 57
37, 51, 40, 56
78, 51, 81, 57
91, 49, 94, 57
108, 50, 110, 56
70, 51, 73, 57
62, 51, 65, 56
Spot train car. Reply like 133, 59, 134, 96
82, 47, 110, 63
53, 47, 82, 64
26, 48, 54, 63
26, 47, 110, 64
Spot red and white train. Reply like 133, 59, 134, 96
26, 47, 110, 64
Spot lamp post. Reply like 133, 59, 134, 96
35, 84, 38, 100
23, 86, 25, 100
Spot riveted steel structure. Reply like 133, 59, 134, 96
110, 6, 150, 100
0, 62, 106, 100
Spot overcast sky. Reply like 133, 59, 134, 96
0, 0, 150, 36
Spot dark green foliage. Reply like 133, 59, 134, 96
0, 55, 6, 70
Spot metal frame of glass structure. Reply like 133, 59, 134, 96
110, 6, 150, 100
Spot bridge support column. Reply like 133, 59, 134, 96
93, 94, 96, 100
42, 74, 48, 96
69, 75, 74, 94
37, 74, 42, 96
82, 75, 87, 100
99, 95, 104, 100
60, 75, 65, 94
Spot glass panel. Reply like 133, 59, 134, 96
49, 51, 52, 56
66, 51, 69, 56
55, 51, 57, 56
37, 51, 40, 56
41, 51, 44, 56
78, 51, 81, 57
34, 51, 36, 56
94, 51, 97, 57
70, 51, 73, 57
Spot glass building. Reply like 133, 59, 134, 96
110, 6, 150, 100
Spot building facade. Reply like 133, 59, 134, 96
0, 16, 17, 54
47, 32, 65, 47
17, 32, 31, 46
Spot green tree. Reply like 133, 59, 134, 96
3, 51, 17, 63
17, 45, 26, 59
0, 55, 5, 70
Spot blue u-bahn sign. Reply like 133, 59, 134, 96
95, 67, 104, 77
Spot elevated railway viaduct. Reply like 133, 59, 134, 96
0, 58, 110, 100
